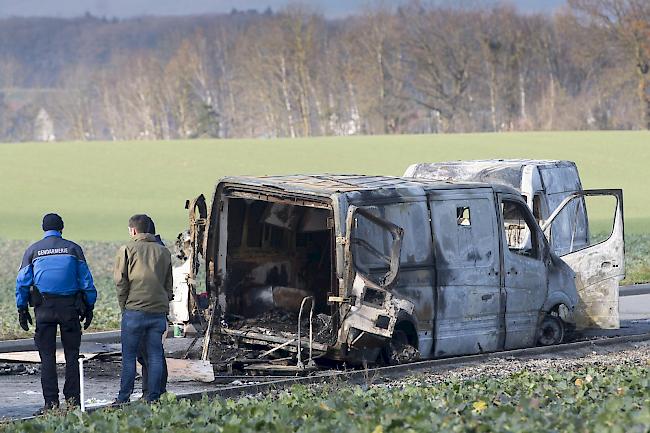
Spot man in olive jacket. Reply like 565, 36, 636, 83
114, 214, 172, 403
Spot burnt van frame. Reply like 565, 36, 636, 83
179, 175, 624, 367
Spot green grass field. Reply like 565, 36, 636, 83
0, 131, 648, 338
0, 131, 648, 241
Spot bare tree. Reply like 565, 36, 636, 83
0, 6, 648, 140
401, 3, 481, 132
569, 0, 650, 129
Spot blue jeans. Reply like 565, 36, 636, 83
117, 309, 167, 403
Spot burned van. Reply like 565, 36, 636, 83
176, 174, 622, 368
404, 160, 625, 329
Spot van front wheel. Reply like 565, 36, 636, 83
537, 315, 565, 346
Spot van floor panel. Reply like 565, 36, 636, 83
228, 309, 333, 344
222, 328, 329, 353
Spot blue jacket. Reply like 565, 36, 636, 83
15, 231, 97, 309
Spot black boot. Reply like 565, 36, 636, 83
65, 396, 81, 409
33, 400, 59, 416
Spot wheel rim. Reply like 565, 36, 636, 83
539, 316, 563, 346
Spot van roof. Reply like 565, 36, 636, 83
219, 174, 518, 198
404, 159, 578, 189
408, 159, 574, 168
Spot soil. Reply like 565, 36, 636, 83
371, 342, 650, 390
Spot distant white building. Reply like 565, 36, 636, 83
34, 108, 55, 141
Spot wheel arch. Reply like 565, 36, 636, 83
543, 291, 576, 324
395, 311, 419, 349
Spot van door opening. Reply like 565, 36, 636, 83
219, 197, 336, 353
170, 195, 207, 329
499, 195, 548, 349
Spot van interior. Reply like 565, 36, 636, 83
221, 198, 335, 341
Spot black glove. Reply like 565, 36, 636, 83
81, 308, 93, 330
18, 308, 32, 331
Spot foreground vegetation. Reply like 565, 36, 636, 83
623, 234, 650, 285
3, 362, 649, 433
0, 132, 648, 241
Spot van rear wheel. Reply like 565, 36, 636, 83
537, 315, 565, 346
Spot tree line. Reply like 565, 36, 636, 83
0, 0, 648, 142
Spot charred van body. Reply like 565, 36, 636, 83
177, 174, 623, 368
404, 160, 625, 330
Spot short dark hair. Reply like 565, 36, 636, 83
128, 214, 151, 234
146, 216, 156, 234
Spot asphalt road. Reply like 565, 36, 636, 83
1, 323, 649, 421
620, 292, 650, 321
619, 283, 650, 297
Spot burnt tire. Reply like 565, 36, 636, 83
562, 322, 577, 342
537, 315, 565, 346
383, 330, 420, 365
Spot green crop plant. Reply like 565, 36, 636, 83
3, 363, 648, 433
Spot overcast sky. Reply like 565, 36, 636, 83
0, 0, 566, 19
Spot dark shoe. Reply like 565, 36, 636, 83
64, 396, 81, 409
110, 399, 128, 408
33, 401, 59, 416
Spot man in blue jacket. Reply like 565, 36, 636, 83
15, 213, 97, 412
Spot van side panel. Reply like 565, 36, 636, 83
428, 189, 502, 357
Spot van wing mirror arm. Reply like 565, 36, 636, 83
540, 192, 580, 232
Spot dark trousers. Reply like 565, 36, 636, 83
138, 339, 168, 399
33, 296, 81, 407
117, 309, 167, 403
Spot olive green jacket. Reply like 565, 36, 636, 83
114, 233, 173, 314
